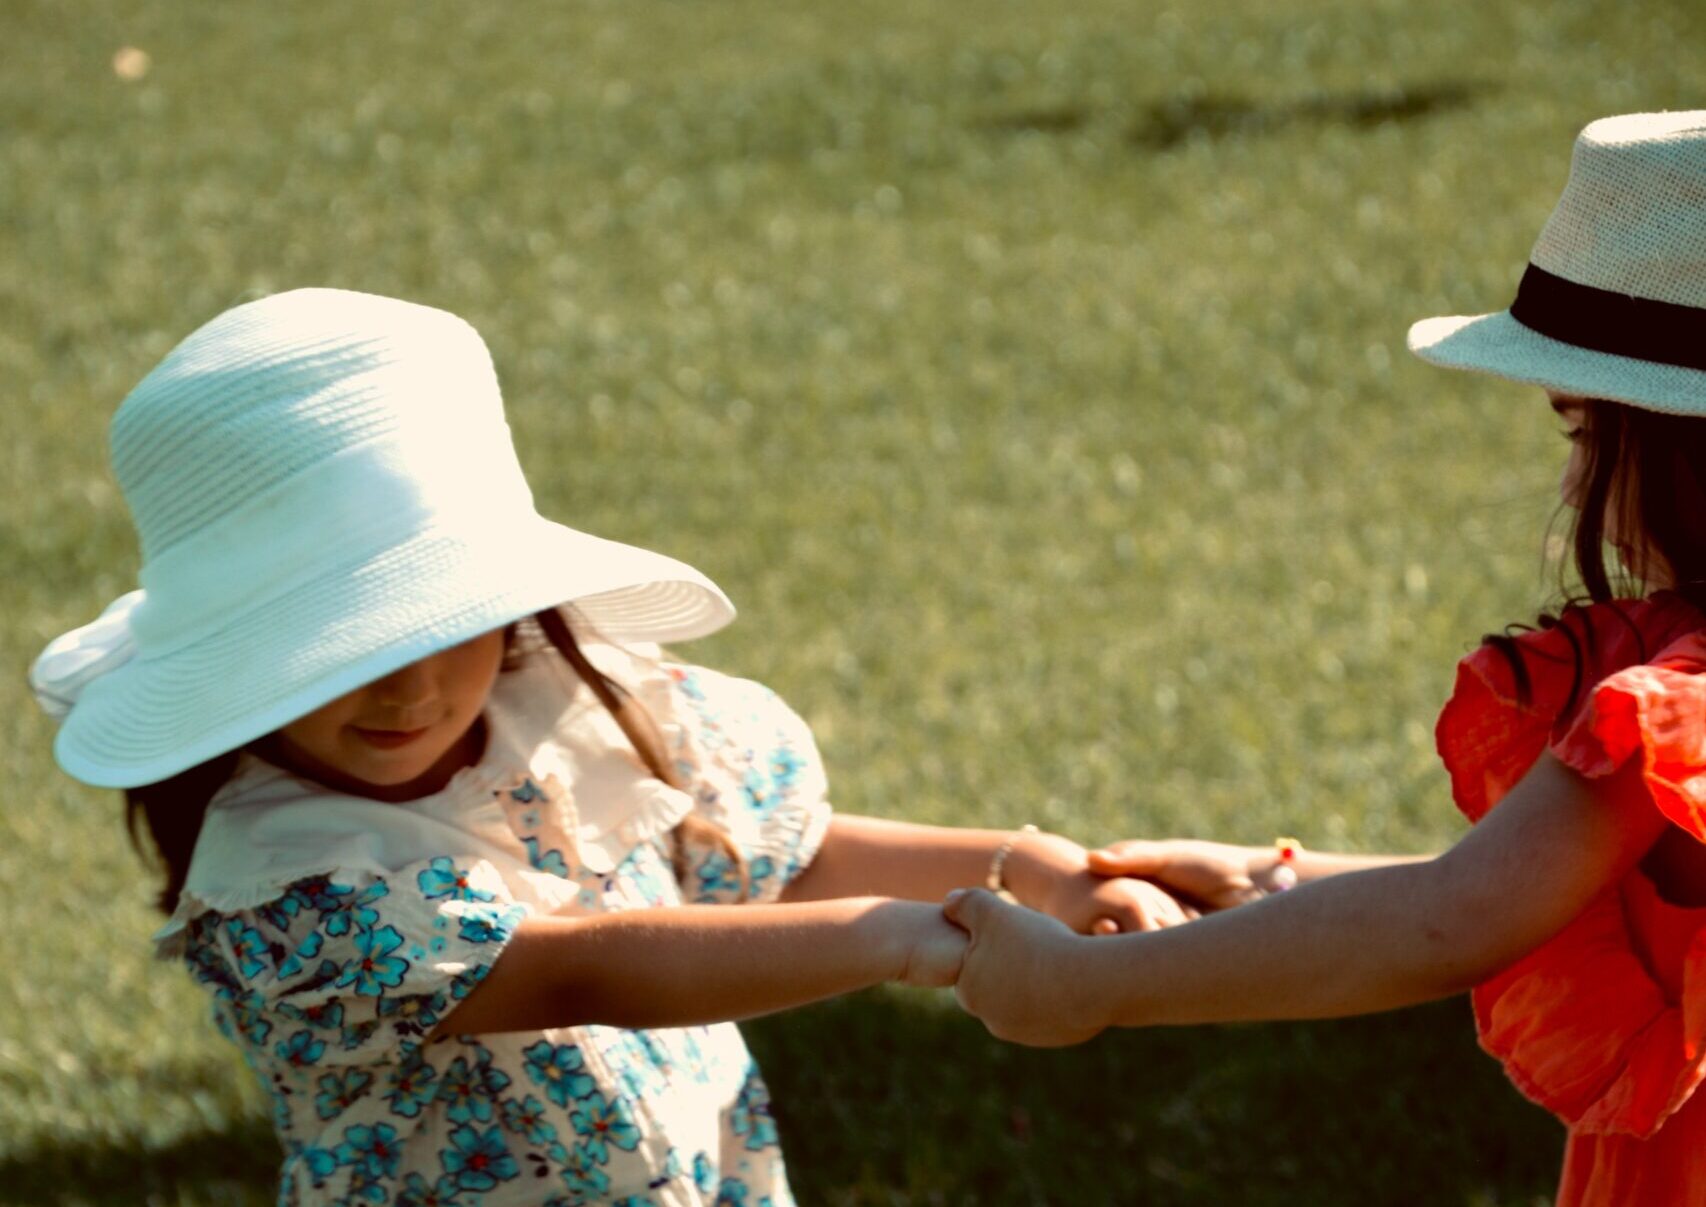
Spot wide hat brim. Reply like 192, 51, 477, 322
1408, 310, 1706, 415
55, 515, 734, 789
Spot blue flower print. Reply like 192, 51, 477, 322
612, 1198, 660, 1207
523, 1040, 595, 1106
224, 918, 272, 979
323, 881, 389, 938
455, 903, 518, 945
500, 1094, 560, 1147
335, 925, 410, 996
440, 1124, 518, 1192
395, 1171, 464, 1207
276, 995, 342, 1029
384, 1059, 439, 1118
748, 856, 777, 898
437, 1052, 512, 1124
508, 778, 544, 804
616, 845, 675, 907
729, 1069, 780, 1151
522, 836, 572, 877
298, 1144, 338, 1188
770, 745, 804, 790
715, 1176, 749, 1207
694, 850, 744, 901
378, 989, 446, 1033
558, 1141, 612, 1199
344, 1165, 388, 1204
275, 1028, 326, 1069
224, 993, 274, 1047
255, 890, 302, 935
692, 1151, 717, 1194
276, 929, 325, 979
740, 767, 774, 818
569, 1091, 642, 1163
314, 1068, 373, 1120
417, 857, 496, 904
336, 1122, 404, 1180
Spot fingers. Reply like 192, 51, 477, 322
943, 886, 999, 930
1085, 840, 1166, 877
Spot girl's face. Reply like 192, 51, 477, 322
259, 630, 506, 802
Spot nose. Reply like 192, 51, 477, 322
370, 659, 436, 712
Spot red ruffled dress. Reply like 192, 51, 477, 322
1436, 592, 1706, 1205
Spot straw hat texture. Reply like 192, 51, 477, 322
34, 289, 735, 788
1409, 110, 1706, 412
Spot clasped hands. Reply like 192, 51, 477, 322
902, 836, 1280, 1047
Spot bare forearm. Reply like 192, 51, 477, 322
784, 814, 1064, 904
437, 898, 923, 1036
1075, 860, 1490, 1026
1074, 761, 1663, 1028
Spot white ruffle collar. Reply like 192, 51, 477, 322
155, 642, 695, 950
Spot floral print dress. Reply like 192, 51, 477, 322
157, 641, 832, 1206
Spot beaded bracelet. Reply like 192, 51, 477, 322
987, 823, 1039, 900
1268, 836, 1302, 892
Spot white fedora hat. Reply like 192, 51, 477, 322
33, 288, 736, 789
1409, 111, 1706, 413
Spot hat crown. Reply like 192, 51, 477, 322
111, 288, 518, 564
1530, 110, 1706, 308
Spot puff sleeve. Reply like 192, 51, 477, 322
1436, 610, 1706, 1138
178, 856, 530, 1072
647, 662, 833, 904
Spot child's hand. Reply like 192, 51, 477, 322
944, 887, 1104, 1047
1008, 831, 1200, 934
1086, 839, 1274, 911
871, 900, 970, 988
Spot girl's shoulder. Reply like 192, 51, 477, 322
1438, 591, 1706, 836
1449, 591, 1706, 719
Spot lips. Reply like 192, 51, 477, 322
351, 726, 430, 750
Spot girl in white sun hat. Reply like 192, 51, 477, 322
32, 288, 1194, 1206
946, 110, 1706, 1205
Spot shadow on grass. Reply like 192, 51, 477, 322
979, 81, 1488, 148
2, 993, 1561, 1206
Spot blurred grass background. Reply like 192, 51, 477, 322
3, 0, 1703, 1202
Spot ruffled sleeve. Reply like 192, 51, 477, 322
178, 856, 529, 1071
646, 662, 833, 904
1435, 599, 1706, 1137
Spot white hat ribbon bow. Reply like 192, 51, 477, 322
30, 592, 144, 722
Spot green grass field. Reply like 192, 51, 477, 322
4, 0, 1703, 1202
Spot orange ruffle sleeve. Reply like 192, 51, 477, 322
1435, 594, 1706, 1138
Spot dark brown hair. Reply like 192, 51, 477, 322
1485, 399, 1706, 711
126, 608, 744, 913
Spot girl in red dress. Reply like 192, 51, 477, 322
947, 110, 1706, 1206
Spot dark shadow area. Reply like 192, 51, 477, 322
978, 105, 1093, 135
1127, 82, 1488, 150
747, 991, 1562, 1206
0, 1115, 280, 1205
3, 993, 1560, 1205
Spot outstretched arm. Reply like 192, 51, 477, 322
949, 754, 1666, 1045
432, 896, 964, 1039
1086, 838, 1432, 910
781, 813, 1198, 933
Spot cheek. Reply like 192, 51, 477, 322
448, 633, 506, 709
277, 694, 360, 758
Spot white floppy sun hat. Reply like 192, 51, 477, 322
1409, 110, 1706, 413
32, 288, 736, 789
